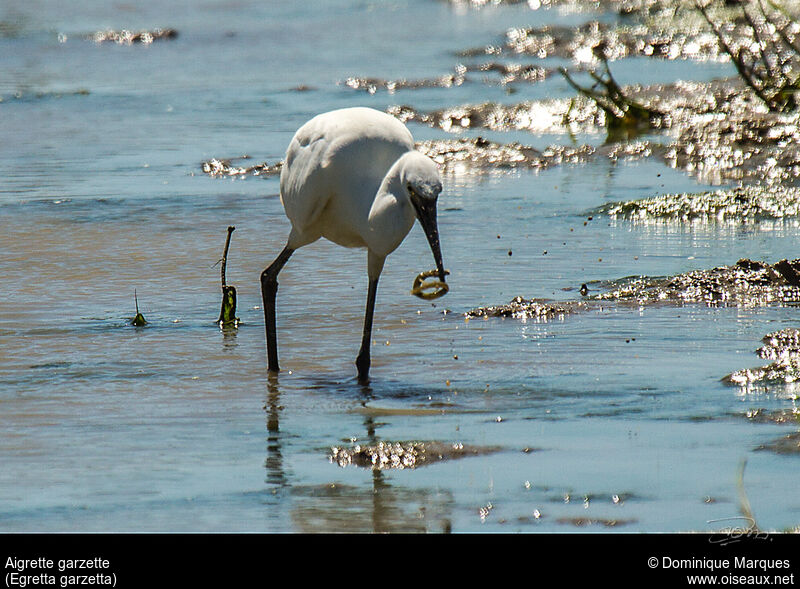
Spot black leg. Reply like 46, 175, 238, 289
355, 276, 380, 383
261, 246, 294, 373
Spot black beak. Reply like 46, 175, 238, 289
411, 197, 446, 283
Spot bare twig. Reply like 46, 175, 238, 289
217, 226, 239, 328
220, 225, 234, 288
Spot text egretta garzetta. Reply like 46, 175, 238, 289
261, 107, 447, 382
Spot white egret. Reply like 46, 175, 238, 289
261, 107, 447, 382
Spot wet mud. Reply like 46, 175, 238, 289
724, 328, 800, 386
594, 258, 800, 307
742, 408, 799, 426
340, 66, 467, 94
725, 359, 800, 388
417, 136, 596, 173
756, 433, 800, 455
468, 258, 800, 321
758, 329, 800, 361
469, 62, 551, 86
738, 365, 800, 455
724, 330, 800, 457
200, 157, 283, 178
329, 441, 503, 470
595, 185, 800, 221
88, 28, 178, 44
388, 98, 603, 136
341, 64, 550, 94
466, 296, 594, 320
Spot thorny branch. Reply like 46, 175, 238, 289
697, 0, 800, 112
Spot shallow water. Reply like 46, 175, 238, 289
2, 0, 799, 533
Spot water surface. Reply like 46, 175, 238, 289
1, 0, 799, 533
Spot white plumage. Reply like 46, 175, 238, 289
261, 107, 447, 381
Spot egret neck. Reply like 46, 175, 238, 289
368, 152, 447, 282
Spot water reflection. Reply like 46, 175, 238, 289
264, 376, 285, 488
220, 326, 238, 350
361, 408, 454, 533
264, 377, 455, 533
288, 475, 454, 533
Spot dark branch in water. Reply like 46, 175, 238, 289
131, 289, 147, 327
697, 0, 800, 112
220, 226, 234, 288
559, 56, 666, 140
218, 226, 239, 328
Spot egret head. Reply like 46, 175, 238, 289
402, 153, 446, 283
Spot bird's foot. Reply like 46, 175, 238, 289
355, 353, 370, 383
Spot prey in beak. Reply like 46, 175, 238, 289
408, 182, 446, 283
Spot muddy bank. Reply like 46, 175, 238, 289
329, 441, 502, 470
726, 358, 800, 387
443, 0, 800, 183
200, 156, 283, 178
340, 66, 467, 94
756, 433, 800, 455
724, 328, 800, 386
417, 136, 596, 172
742, 408, 799, 426
758, 329, 800, 361
468, 258, 800, 320
341, 64, 551, 94
594, 258, 800, 306
388, 97, 603, 135
732, 329, 800, 455
470, 62, 551, 86
595, 185, 800, 222
636, 81, 800, 186
466, 296, 594, 320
